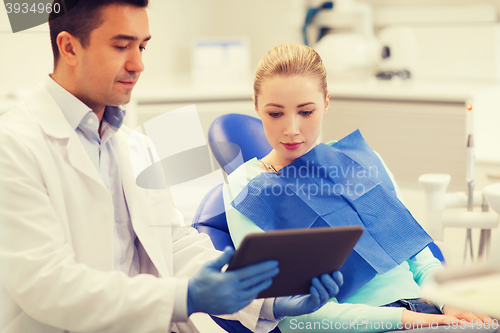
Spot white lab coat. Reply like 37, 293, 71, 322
0, 86, 264, 333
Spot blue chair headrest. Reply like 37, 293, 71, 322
208, 113, 272, 175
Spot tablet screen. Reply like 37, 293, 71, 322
227, 226, 363, 298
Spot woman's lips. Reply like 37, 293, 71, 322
282, 142, 302, 150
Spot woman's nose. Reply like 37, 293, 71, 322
284, 117, 299, 137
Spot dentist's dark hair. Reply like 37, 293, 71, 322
48, 0, 149, 67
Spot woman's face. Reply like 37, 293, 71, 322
256, 75, 330, 165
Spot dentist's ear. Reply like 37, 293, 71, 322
57, 31, 80, 67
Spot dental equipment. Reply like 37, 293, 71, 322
465, 103, 474, 260
419, 104, 499, 263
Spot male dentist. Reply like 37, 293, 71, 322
0, 0, 342, 332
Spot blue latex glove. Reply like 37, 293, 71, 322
273, 271, 343, 319
188, 247, 279, 316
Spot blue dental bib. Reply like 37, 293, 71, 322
231, 130, 432, 302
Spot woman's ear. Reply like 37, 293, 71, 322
253, 96, 260, 116
324, 93, 330, 113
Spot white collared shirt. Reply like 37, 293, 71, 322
45, 76, 140, 277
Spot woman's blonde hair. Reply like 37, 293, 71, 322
254, 44, 328, 107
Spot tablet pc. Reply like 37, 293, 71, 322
227, 226, 363, 298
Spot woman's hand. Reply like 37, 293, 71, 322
442, 304, 493, 324
273, 271, 343, 318
401, 310, 459, 330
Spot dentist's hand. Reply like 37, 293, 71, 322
187, 247, 279, 316
273, 271, 343, 318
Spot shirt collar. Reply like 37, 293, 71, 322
103, 105, 126, 129
44, 76, 92, 131
44, 76, 126, 131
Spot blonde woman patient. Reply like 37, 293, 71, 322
222, 44, 495, 333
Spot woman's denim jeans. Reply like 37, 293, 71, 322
382, 298, 442, 314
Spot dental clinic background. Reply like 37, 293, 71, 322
2, 0, 500, 268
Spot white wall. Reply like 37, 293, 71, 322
4, 0, 500, 95
139, 0, 304, 87
0, 0, 304, 95
367, 0, 500, 10
0, 12, 52, 95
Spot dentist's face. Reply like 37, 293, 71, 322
72, 4, 150, 111
256, 75, 329, 164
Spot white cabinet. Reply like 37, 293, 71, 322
324, 98, 467, 190
129, 100, 256, 138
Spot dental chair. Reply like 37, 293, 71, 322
194, 113, 272, 252
192, 183, 229, 251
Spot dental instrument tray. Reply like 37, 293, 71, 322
227, 226, 363, 298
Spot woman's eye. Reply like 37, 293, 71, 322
115, 46, 127, 50
269, 112, 282, 118
299, 111, 313, 117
